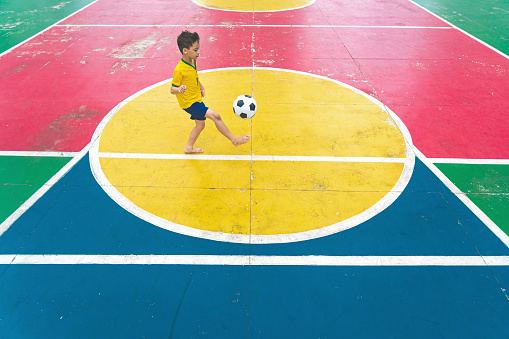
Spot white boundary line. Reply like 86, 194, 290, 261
98, 152, 406, 163
430, 158, 509, 165
56, 24, 452, 29
89, 67, 416, 244
0, 0, 99, 58
407, 0, 509, 60
0, 151, 78, 157
1, 254, 509, 266
191, 0, 316, 13
0, 144, 92, 237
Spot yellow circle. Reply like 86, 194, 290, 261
193, 0, 315, 12
92, 68, 411, 243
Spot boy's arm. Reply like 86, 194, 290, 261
199, 80, 205, 97
171, 67, 186, 94
171, 85, 187, 94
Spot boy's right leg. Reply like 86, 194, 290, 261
205, 109, 250, 146
184, 120, 205, 153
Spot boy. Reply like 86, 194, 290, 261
171, 31, 250, 154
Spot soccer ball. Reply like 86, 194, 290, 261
233, 95, 257, 119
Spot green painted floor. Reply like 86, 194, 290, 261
0, 156, 72, 221
413, 0, 509, 55
435, 163, 509, 235
0, 0, 96, 54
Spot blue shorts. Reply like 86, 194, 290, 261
183, 102, 209, 121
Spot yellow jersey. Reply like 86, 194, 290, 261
171, 59, 201, 109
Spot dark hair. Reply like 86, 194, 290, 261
177, 31, 200, 54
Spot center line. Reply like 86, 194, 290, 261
98, 152, 406, 163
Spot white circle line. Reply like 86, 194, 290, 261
191, 0, 316, 13
89, 67, 415, 244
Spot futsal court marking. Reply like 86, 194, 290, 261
2, 151, 508, 166
0, 151, 79, 158
429, 158, 509, 165
1, 255, 509, 266
98, 153, 406, 163
191, 0, 317, 12
1, 0, 508, 256
89, 66, 416, 244
56, 24, 453, 29
2, 151, 507, 166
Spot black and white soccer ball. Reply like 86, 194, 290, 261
233, 95, 257, 119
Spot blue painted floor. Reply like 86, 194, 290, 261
0, 154, 508, 338
1, 264, 508, 337
1, 154, 509, 257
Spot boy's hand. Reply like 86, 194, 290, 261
178, 85, 187, 93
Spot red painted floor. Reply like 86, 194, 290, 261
1, 0, 507, 159
1, 1, 509, 337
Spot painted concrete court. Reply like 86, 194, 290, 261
1, 0, 509, 337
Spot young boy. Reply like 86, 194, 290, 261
170, 31, 250, 154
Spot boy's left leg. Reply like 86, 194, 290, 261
184, 119, 205, 153
205, 109, 250, 146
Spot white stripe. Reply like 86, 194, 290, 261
430, 158, 509, 165
0, 151, 78, 157
98, 152, 406, 163
1, 255, 508, 266
56, 24, 452, 29
0, 144, 92, 237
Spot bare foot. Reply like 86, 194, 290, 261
184, 147, 204, 154
232, 135, 250, 147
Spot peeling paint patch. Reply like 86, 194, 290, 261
256, 59, 275, 65
110, 60, 130, 74
109, 32, 159, 59
33, 105, 99, 151
50, 2, 70, 10
220, 21, 234, 29
0, 22, 24, 30
382, 117, 396, 127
